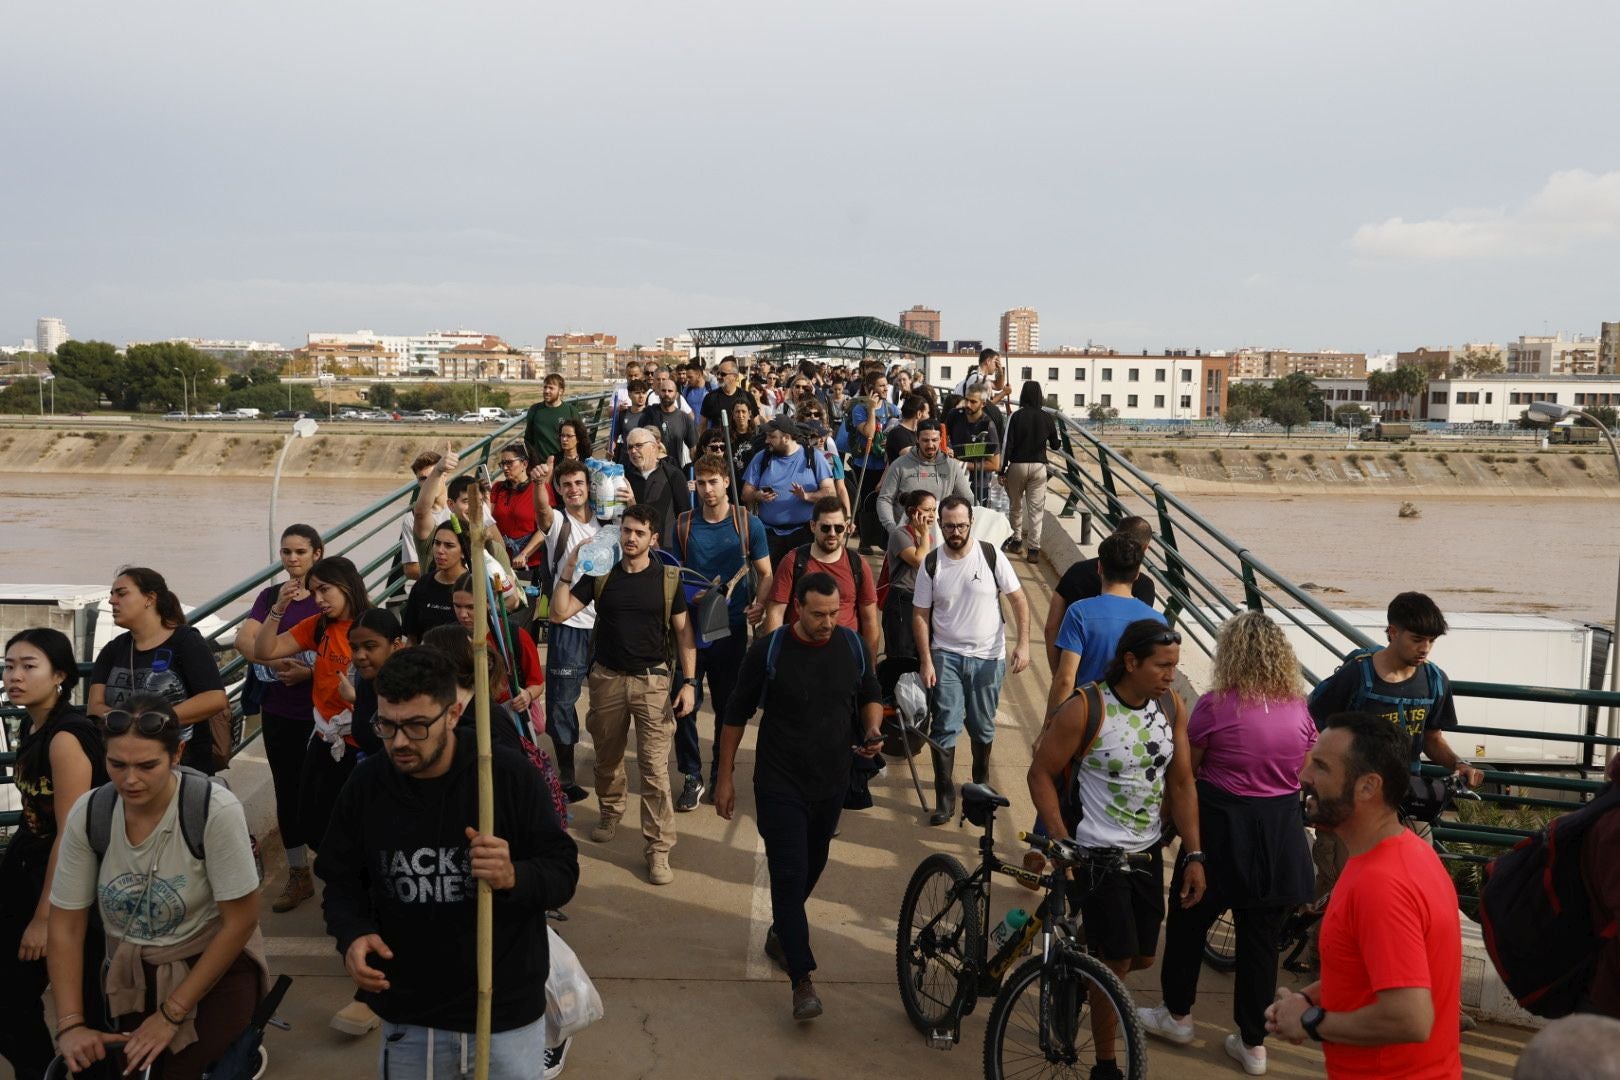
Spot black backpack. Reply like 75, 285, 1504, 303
1480, 781, 1620, 1018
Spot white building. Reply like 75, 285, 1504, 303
925, 351, 1232, 422
36, 317, 68, 355
1427, 375, 1620, 424
1508, 334, 1601, 376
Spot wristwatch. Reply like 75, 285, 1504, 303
681, 676, 700, 688
1183, 850, 1207, 865
1300, 1004, 1326, 1042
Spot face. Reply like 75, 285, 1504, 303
941, 505, 973, 551
452, 590, 477, 631
965, 393, 985, 418
908, 496, 938, 529
694, 471, 728, 508
1387, 626, 1437, 667
732, 403, 751, 429
432, 530, 464, 572
279, 535, 320, 580
626, 433, 657, 468
765, 428, 790, 455
619, 516, 655, 558
1299, 728, 1360, 830
658, 379, 678, 404
872, 378, 889, 398
559, 425, 578, 452
4, 642, 64, 709
309, 577, 350, 621
797, 588, 842, 643
814, 511, 848, 553
630, 387, 648, 408
498, 450, 527, 482
544, 380, 564, 404
109, 575, 153, 629
686, 368, 703, 387
1123, 641, 1181, 698
917, 428, 941, 460
626, 364, 642, 382
719, 364, 739, 388
348, 627, 399, 679
106, 733, 181, 807
558, 470, 589, 508
376, 694, 459, 776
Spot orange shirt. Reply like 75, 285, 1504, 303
288, 615, 354, 724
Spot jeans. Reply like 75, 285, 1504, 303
675, 628, 746, 780
756, 789, 844, 983
379, 1016, 548, 1080
587, 665, 677, 857
1004, 462, 1047, 546
545, 623, 592, 747
928, 651, 1005, 749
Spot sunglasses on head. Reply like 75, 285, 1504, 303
102, 709, 178, 737
1146, 631, 1183, 647
817, 523, 847, 534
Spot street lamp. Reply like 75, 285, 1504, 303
1529, 399, 1620, 765
269, 417, 320, 561
172, 367, 189, 417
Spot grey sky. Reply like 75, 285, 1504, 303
5, 0, 1618, 355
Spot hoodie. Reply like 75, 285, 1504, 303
875, 451, 972, 536
317, 725, 579, 1032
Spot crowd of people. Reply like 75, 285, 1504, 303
1, 348, 1617, 1080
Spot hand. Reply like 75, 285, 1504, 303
714, 775, 736, 820
465, 827, 517, 891
530, 460, 553, 486
758, 488, 777, 502
1457, 762, 1485, 788
1178, 859, 1207, 908
18, 913, 47, 961
790, 482, 808, 501
1264, 988, 1310, 1044
744, 600, 764, 626
121, 1008, 181, 1073
276, 660, 313, 687
919, 658, 937, 689
276, 579, 306, 608
55, 1027, 127, 1075
855, 733, 883, 759
620, 481, 635, 506
673, 684, 695, 718
1009, 645, 1030, 676
436, 443, 460, 474
510, 688, 532, 712
344, 933, 393, 993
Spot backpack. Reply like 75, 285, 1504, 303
592, 562, 682, 672
87, 765, 227, 863
1326, 647, 1449, 738
922, 540, 1006, 626
675, 508, 753, 649
756, 624, 866, 714
1046, 682, 1178, 838
1480, 782, 1620, 1018
789, 543, 866, 611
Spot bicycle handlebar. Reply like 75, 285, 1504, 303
1017, 832, 1153, 870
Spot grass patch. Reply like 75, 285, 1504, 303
1209, 449, 1223, 465
1445, 800, 1560, 898
1572, 455, 1588, 471
1480, 453, 1496, 464
1385, 451, 1403, 461
1161, 449, 1179, 467
1300, 452, 1315, 465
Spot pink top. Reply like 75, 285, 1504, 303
1188, 689, 1317, 798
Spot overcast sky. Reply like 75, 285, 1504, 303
5, 1, 1618, 355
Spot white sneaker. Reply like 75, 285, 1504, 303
1224, 1033, 1267, 1076
1137, 1004, 1195, 1045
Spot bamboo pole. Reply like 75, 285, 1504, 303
467, 480, 495, 1080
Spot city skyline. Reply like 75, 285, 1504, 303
4, 2, 1618, 354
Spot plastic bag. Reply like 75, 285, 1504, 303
546, 927, 605, 1041
985, 474, 1011, 515
584, 457, 625, 522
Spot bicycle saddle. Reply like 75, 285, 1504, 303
960, 783, 1010, 809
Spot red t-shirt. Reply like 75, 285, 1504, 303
489, 482, 542, 567
1318, 829, 1463, 1080
768, 548, 876, 633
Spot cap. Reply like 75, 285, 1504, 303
763, 417, 802, 439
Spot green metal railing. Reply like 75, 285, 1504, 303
1, 393, 613, 832
1043, 411, 1615, 888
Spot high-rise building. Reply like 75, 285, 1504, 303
36, 317, 69, 355
1601, 322, 1620, 375
899, 305, 941, 341
999, 307, 1039, 354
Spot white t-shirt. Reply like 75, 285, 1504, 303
51, 781, 260, 947
544, 509, 601, 630
912, 540, 1022, 659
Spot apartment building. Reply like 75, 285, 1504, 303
545, 333, 619, 382
1232, 348, 1367, 380
926, 351, 1231, 421
899, 305, 941, 341
999, 308, 1039, 354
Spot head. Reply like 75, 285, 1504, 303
542, 373, 565, 404
657, 375, 679, 408
963, 389, 986, 419
496, 442, 529, 485
1514, 1014, 1620, 1080
693, 454, 731, 509
624, 360, 643, 382
411, 451, 443, 485
451, 573, 478, 631
1104, 619, 1182, 697
811, 496, 848, 554
698, 431, 727, 460
306, 556, 371, 624
1386, 591, 1447, 667
373, 648, 462, 777
558, 416, 591, 458
102, 693, 184, 807
627, 378, 650, 409
731, 401, 753, 433
347, 608, 405, 680
447, 475, 490, 520
625, 426, 660, 471
4, 627, 78, 719
894, 369, 913, 391
110, 567, 185, 631
1097, 533, 1145, 586
979, 348, 1000, 372
717, 358, 741, 391
938, 494, 974, 552
794, 572, 842, 643
1211, 612, 1305, 701
421, 624, 507, 702
1301, 712, 1409, 831
1019, 380, 1044, 410
900, 393, 931, 422
432, 521, 471, 575
555, 458, 590, 509
865, 371, 889, 400
619, 504, 659, 559
277, 524, 325, 582
916, 420, 943, 461
684, 363, 705, 388
1114, 515, 1154, 550
795, 397, 826, 425
764, 418, 800, 457
903, 488, 938, 531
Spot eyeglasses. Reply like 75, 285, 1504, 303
372, 702, 451, 742
102, 710, 178, 737
817, 523, 847, 534
941, 522, 972, 532
498, 458, 524, 468
801, 411, 823, 419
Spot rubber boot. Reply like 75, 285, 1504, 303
970, 740, 992, 787
553, 743, 589, 804
928, 745, 957, 827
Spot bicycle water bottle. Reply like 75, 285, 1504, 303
989, 908, 1031, 955
988, 908, 1037, 979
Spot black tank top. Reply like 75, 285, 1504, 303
13, 707, 106, 855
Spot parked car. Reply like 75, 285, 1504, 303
272, 410, 308, 419
163, 411, 188, 421
457, 412, 485, 423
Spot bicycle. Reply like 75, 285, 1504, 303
1203, 769, 1482, 973
896, 781, 1150, 1080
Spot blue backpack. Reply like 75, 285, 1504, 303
1316, 647, 1449, 762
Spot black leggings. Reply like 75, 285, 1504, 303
298, 737, 359, 854
260, 708, 314, 851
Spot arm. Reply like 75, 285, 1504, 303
896, 528, 930, 569
859, 603, 880, 661
875, 468, 902, 534
403, 561, 422, 582
476, 765, 579, 912
745, 555, 772, 625
1006, 587, 1030, 675
85, 683, 107, 718
531, 463, 556, 535
1422, 728, 1484, 786
714, 639, 767, 820
254, 581, 311, 661
1165, 693, 1206, 907
763, 602, 786, 633
671, 610, 697, 718
911, 605, 935, 687
1043, 594, 1068, 673
1268, 985, 1436, 1047
1047, 650, 1080, 716
414, 446, 458, 541
548, 552, 589, 623
21, 736, 94, 959
1028, 692, 1088, 838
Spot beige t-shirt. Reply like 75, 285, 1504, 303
51, 779, 260, 947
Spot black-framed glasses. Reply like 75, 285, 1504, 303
817, 523, 847, 534
941, 522, 972, 532
498, 457, 525, 468
102, 710, 178, 737
372, 702, 451, 742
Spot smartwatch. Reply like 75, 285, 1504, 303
1300, 1004, 1326, 1042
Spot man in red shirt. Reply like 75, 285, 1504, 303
763, 496, 879, 659
1267, 711, 1463, 1079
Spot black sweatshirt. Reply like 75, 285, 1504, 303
1002, 406, 1061, 464
317, 726, 579, 1032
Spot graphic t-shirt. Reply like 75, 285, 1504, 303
51, 780, 260, 947
1071, 684, 1175, 852
287, 615, 355, 725
1308, 658, 1458, 765
1318, 830, 1463, 1080
90, 627, 224, 765
1055, 594, 1167, 689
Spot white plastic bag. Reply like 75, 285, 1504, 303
546, 927, 605, 1041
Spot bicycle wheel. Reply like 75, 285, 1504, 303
984, 952, 1146, 1080
1202, 909, 1238, 974
897, 853, 981, 1035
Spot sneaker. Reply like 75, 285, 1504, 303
1138, 1004, 1195, 1045
792, 978, 823, 1021
330, 999, 380, 1036
1025, 547, 1041, 564
676, 774, 704, 813
1224, 1033, 1267, 1076
1089, 1061, 1124, 1080
543, 1039, 570, 1079
562, 783, 589, 804
764, 927, 789, 972
1001, 537, 1023, 554
272, 866, 314, 913
647, 852, 674, 885
589, 818, 617, 844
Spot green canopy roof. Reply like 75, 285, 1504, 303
688, 316, 931, 357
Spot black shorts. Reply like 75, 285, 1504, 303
1074, 845, 1165, 962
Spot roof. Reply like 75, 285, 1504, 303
688, 316, 932, 357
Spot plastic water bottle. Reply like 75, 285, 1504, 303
144, 657, 188, 707
575, 527, 621, 581
989, 908, 1031, 955
987, 908, 1036, 978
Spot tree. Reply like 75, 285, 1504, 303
368, 383, 397, 410
1392, 364, 1428, 419
1334, 403, 1370, 428
1267, 397, 1310, 435
121, 342, 223, 411
221, 383, 319, 413
1586, 405, 1618, 431
50, 340, 120, 403
1225, 382, 1272, 427
0, 376, 99, 414
1272, 371, 1324, 421
1086, 402, 1119, 430
1451, 347, 1505, 378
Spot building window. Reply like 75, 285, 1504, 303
1454, 392, 1480, 404
940, 366, 952, 380
1180, 369, 1193, 382
1021, 366, 1032, 380
1432, 391, 1447, 405
1155, 369, 1167, 382
1047, 394, 1058, 408
1154, 395, 1165, 408
1485, 392, 1492, 404
1102, 368, 1113, 382
1547, 393, 1558, 404
1180, 395, 1192, 409
1073, 393, 1085, 407
1127, 394, 1139, 408
1128, 368, 1140, 382
1048, 368, 1059, 382
1100, 394, 1112, 407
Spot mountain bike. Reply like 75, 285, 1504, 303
1203, 769, 1482, 973
896, 781, 1150, 1080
